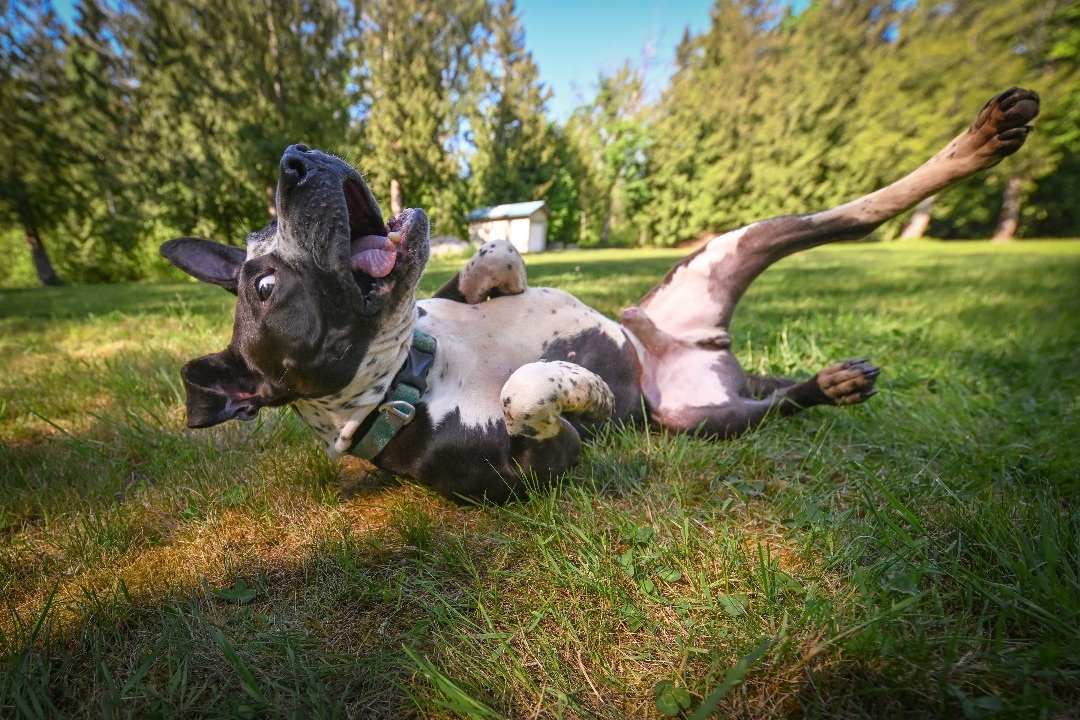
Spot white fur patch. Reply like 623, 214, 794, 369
638, 226, 750, 341
246, 227, 279, 259
292, 302, 415, 456
651, 347, 731, 411
418, 289, 627, 430
458, 240, 527, 303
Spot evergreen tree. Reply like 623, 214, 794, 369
355, 0, 489, 238
112, 0, 351, 243
641, 0, 776, 246
565, 63, 651, 246
0, 1, 73, 285
848, 0, 1056, 239
468, 0, 556, 211
544, 127, 585, 244
1027, 0, 1080, 237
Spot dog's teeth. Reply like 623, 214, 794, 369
388, 231, 402, 244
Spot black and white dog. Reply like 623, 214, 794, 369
161, 88, 1038, 502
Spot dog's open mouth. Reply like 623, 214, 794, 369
343, 177, 412, 294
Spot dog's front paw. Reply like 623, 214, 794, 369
815, 358, 880, 406
459, 239, 528, 303
502, 361, 614, 439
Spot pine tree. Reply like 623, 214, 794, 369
0, 1, 72, 285
641, 0, 777, 246
355, 0, 489, 238
565, 63, 651, 246
468, 0, 556, 211
112, 0, 351, 243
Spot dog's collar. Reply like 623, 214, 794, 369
349, 328, 436, 461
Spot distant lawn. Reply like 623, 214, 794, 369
1, 240, 1078, 718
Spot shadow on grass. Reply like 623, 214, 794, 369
1, 537, 477, 718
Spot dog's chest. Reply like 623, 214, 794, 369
417, 288, 635, 429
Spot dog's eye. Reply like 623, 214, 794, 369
256, 273, 276, 302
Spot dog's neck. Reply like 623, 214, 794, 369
292, 301, 417, 457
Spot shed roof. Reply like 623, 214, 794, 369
465, 200, 548, 222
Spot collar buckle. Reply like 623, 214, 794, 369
377, 399, 416, 427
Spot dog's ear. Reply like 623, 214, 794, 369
161, 237, 246, 294
180, 349, 264, 428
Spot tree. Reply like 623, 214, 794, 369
1027, 0, 1080, 237
849, 0, 1064, 240
468, 0, 556, 211
565, 62, 651, 246
641, 0, 778, 246
0, 1, 73, 285
112, 0, 351, 243
355, 0, 489, 238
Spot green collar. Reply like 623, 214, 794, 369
349, 328, 436, 461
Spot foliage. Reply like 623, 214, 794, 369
1, 242, 1079, 716
467, 0, 557, 212
0, 2, 86, 285
355, 0, 490, 240
641, 0, 1080, 246
109, 0, 352, 240
1, 0, 1079, 285
564, 62, 652, 247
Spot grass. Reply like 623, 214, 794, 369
1, 239, 1078, 718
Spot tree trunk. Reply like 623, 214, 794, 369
992, 176, 1023, 243
264, 0, 287, 122
266, 184, 277, 219
390, 178, 402, 216
25, 223, 63, 286
599, 189, 614, 246
900, 195, 935, 240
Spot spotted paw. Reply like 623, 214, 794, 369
502, 361, 614, 439
816, 358, 880, 406
459, 239, 527, 304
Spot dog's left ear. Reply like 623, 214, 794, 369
180, 349, 265, 428
161, 237, 246, 294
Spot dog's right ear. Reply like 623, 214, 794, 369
180, 349, 265, 428
161, 237, 247, 294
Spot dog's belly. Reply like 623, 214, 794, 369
416, 288, 642, 429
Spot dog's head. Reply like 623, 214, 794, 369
161, 145, 429, 428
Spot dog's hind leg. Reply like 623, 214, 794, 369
636, 87, 1039, 341
624, 88, 1037, 437
622, 306, 879, 435
433, 239, 528, 304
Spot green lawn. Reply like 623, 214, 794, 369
1, 240, 1079, 718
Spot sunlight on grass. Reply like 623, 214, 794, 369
1, 241, 1079, 717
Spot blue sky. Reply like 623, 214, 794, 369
515, 0, 716, 118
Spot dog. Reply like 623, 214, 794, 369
161, 88, 1039, 503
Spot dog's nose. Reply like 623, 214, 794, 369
280, 145, 314, 189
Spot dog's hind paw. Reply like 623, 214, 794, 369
952, 87, 1039, 169
815, 358, 880, 406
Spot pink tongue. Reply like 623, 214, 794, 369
350, 235, 397, 278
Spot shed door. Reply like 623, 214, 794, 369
528, 219, 547, 253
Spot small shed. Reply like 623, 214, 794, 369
465, 201, 549, 254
